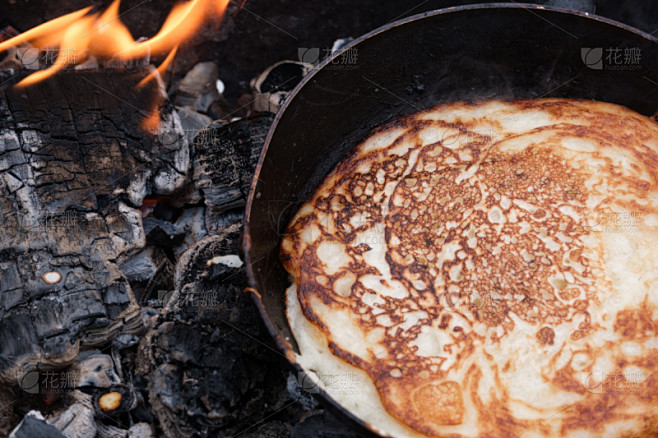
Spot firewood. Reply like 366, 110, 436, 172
8, 411, 66, 438
136, 225, 289, 437
191, 113, 273, 234
0, 69, 188, 387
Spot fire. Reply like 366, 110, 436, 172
138, 45, 179, 88
0, 0, 230, 129
98, 391, 123, 411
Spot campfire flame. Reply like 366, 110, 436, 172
0, 0, 229, 86
0, 0, 230, 130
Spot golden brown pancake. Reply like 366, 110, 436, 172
280, 99, 658, 437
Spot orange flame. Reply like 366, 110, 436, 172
0, 0, 229, 86
0, 0, 230, 132
138, 45, 179, 88
0, 0, 229, 130
0, 7, 93, 52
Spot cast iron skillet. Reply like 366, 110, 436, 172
243, 3, 658, 436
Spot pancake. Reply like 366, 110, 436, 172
280, 99, 658, 437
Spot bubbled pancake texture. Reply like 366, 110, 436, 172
280, 99, 658, 437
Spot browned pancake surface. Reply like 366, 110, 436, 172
281, 99, 658, 437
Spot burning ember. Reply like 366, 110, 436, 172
98, 391, 122, 412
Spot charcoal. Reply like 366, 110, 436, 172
241, 421, 293, 438
173, 62, 229, 118
72, 354, 120, 389
119, 248, 163, 284
142, 218, 185, 248
191, 113, 273, 233
286, 373, 319, 411
151, 203, 182, 223
0, 68, 188, 385
193, 91, 218, 114
174, 62, 220, 109
48, 402, 96, 438
172, 207, 207, 258
0, 386, 19, 433
9, 411, 66, 438
97, 425, 128, 438
136, 224, 290, 438
128, 423, 153, 438
175, 107, 212, 143
113, 334, 140, 350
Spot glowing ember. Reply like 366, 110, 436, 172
98, 391, 122, 411
141, 102, 164, 134
0, 0, 229, 87
42, 271, 62, 284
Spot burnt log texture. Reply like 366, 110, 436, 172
133, 115, 290, 437
191, 113, 274, 234
136, 225, 290, 438
0, 69, 188, 384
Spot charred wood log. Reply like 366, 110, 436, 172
8, 411, 67, 438
240, 421, 293, 438
191, 113, 273, 234
0, 386, 19, 434
0, 69, 188, 387
48, 400, 96, 438
136, 224, 290, 438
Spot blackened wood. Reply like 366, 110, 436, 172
8, 411, 66, 438
0, 69, 188, 385
191, 113, 273, 234
136, 224, 289, 438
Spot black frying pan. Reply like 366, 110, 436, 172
243, 4, 658, 436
